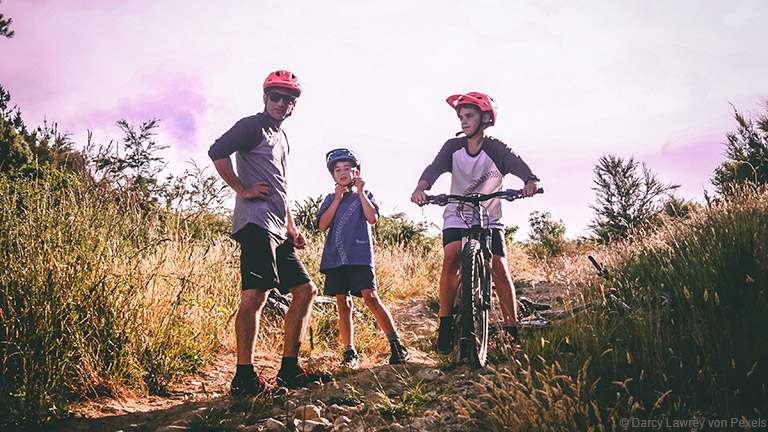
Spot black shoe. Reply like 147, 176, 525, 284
389, 340, 409, 364
277, 366, 331, 389
231, 373, 274, 397
341, 349, 360, 369
436, 322, 454, 354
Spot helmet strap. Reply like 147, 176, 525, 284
455, 122, 487, 138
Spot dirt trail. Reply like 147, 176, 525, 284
45, 282, 558, 432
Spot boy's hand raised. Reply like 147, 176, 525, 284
353, 176, 365, 192
334, 183, 347, 201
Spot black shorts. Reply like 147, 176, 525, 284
232, 223, 312, 293
323, 265, 376, 297
442, 228, 507, 257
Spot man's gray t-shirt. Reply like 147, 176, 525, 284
208, 113, 290, 238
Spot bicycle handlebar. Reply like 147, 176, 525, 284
587, 255, 610, 280
419, 188, 544, 207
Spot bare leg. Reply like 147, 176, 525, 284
491, 254, 518, 327
336, 294, 354, 347
235, 289, 269, 365
283, 282, 317, 357
361, 289, 396, 335
439, 241, 462, 317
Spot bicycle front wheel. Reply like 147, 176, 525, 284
458, 239, 489, 368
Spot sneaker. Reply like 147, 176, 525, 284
277, 366, 331, 389
389, 340, 409, 365
436, 322, 454, 354
341, 349, 360, 369
230, 373, 273, 397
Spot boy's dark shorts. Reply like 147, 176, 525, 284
323, 265, 376, 297
232, 223, 312, 294
442, 228, 507, 257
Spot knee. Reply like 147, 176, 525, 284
240, 290, 267, 312
291, 282, 317, 305
337, 296, 353, 313
362, 291, 380, 308
443, 250, 461, 271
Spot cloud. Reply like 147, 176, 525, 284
80, 71, 208, 150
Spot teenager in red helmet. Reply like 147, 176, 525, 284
209, 69, 328, 395
411, 92, 540, 354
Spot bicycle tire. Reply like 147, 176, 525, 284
459, 239, 489, 367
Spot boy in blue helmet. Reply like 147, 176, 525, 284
317, 148, 409, 368
411, 92, 540, 354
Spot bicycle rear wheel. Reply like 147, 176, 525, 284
458, 239, 489, 368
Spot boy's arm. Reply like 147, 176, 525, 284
411, 139, 460, 204
410, 179, 430, 205
354, 178, 378, 224
486, 138, 540, 197
318, 186, 346, 231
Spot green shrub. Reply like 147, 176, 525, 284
0, 173, 238, 427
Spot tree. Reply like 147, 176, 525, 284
662, 194, 700, 219
0, 85, 32, 171
293, 195, 324, 235
712, 100, 768, 194
374, 212, 429, 246
91, 118, 168, 200
504, 225, 519, 243
590, 154, 679, 242
0, 1, 14, 39
527, 210, 566, 257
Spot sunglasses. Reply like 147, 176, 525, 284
267, 92, 297, 105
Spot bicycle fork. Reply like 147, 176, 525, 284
465, 226, 493, 311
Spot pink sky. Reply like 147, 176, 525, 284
2, 0, 767, 237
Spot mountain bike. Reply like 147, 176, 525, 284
420, 188, 543, 367
266, 289, 336, 318
515, 255, 631, 328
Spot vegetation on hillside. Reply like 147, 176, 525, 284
1, 79, 767, 429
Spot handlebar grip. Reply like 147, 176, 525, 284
588, 255, 601, 270
536, 187, 544, 194
419, 194, 447, 207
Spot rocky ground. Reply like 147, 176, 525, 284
40, 282, 561, 432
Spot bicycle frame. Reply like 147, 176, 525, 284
422, 188, 543, 367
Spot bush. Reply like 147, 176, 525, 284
0, 173, 238, 427
374, 212, 431, 247
462, 185, 768, 428
526, 210, 566, 258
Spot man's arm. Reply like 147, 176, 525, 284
212, 158, 271, 199
285, 203, 307, 248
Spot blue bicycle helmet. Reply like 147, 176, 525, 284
325, 148, 360, 173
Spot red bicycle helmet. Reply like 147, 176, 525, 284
263, 70, 302, 96
446, 92, 497, 125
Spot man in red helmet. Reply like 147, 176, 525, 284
411, 92, 540, 354
209, 70, 326, 395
